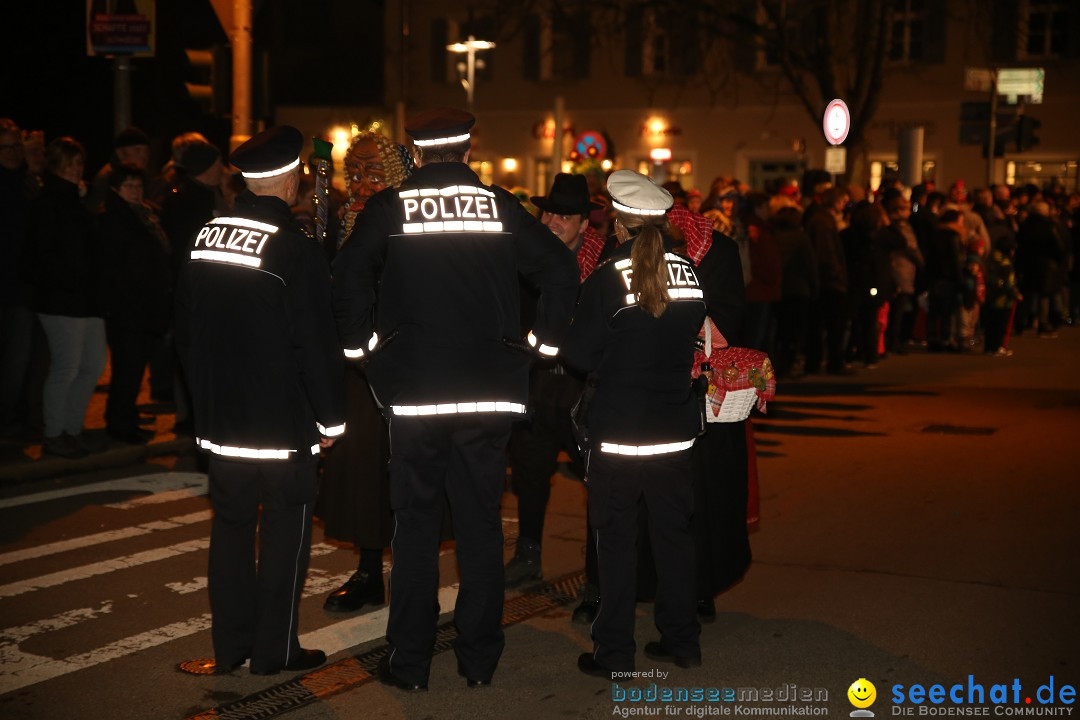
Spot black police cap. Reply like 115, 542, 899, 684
230, 125, 304, 179
405, 108, 475, 147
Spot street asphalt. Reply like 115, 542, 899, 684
1, 327, 1077, 719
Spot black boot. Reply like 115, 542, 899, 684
572, 583, 600, 624
324, 570, 385, 612
504, 537, 543, 587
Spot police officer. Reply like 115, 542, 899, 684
175, 126, 346, 676
332, 107, 578, 690
561, 170, 705, 679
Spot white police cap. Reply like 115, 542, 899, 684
606, 169, 673, 216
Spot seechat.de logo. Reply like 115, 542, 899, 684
849, 678, 878, 717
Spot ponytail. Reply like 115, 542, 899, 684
624, 214, 669, 318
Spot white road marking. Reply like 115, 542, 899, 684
105, 483, 209, 509
0, 568, 357, 694
0, 549, 459, 693
299, 583, 460, 658
1, 602, 114, 643
0, 538, 210, 598
0, 510, 211, 568
165, 577, 207, 595
0, 472, 208, 510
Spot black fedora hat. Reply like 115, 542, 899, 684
531, 173, 602, 216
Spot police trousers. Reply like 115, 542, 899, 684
587, 448, 699, 671
385, 414, 512, 685
207, 457, 317, 673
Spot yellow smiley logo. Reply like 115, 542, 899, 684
848, 678, 877, 709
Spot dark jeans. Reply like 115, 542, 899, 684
774, 296, 809, 378
887, 292, 914, 352
983, 305, 1010, 352
105, 325, 161, 434
807, 291, 850, 373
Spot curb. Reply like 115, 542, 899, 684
0, 437, 195, 484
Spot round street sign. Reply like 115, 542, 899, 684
823, 99, 850, 145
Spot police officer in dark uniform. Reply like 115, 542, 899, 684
332, 108, 578, 690
175, 126, 346, 676
561, 170, 706, 679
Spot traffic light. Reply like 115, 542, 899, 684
184, 45, 231, 116
1016, 116, 1041, 152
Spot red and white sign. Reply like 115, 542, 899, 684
823, 99, 850, 146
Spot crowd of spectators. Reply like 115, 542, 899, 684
665, 171, 1078, 377
2, 117, 1077, 458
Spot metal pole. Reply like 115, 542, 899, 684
112, 55, 132, 134
465, 35, 476, 113
231, 0, 252, 151
987, 69, 998, 186
551, 95, 564, 181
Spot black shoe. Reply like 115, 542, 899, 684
504, 538, 543, 587
644, 641, 702, 669
73, 431, 109, 454
138, 414, 156, 426
324, 570, 385, 612
696, 598, 716, 623
208, 657, 247, 675
572, 584, 601, 625
107, 428, 152, 445
42, 433, 87, 460
577, 653, 620, 680
250, 648, 326, 676
376, 655, 427, 692
457, 660, 491, 688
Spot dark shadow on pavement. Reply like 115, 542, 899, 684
753, 424, 887, 437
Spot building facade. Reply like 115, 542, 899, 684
283, 0, 1080, 195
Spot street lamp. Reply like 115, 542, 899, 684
447, 35, 495, 113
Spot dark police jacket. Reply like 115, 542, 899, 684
175, 190, 346, 461
332, 161, 578, 416
561, 235, 706, 452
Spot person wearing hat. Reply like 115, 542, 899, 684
505, 174, 604, 617
561, 169, 710, 680
332, 107, 578, 690
160, 139, 226, 433
84, 126, 152, 210
175, 125, 346, 676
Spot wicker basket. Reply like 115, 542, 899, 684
693, 319, 776, 424
709, 387, 759, 423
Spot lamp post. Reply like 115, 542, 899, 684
446, 35, 495, 113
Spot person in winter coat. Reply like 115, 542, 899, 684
24, 137, 107, 459
97, 164, 173, 444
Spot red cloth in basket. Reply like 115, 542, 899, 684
691, 318, 776, 422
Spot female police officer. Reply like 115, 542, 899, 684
561, 170, 706, 678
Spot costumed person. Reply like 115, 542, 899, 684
317, 131, 414, 613
332, 108, 577, 690
562, 170, 706, 679
504, 173, 605, 623
175, 126, 346, 675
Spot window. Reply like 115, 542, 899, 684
533, 8, 590, 81
627, 3, 699, 78
642, 7, 670, 76
1022, 0, 1069, 57
888, 0, 926, 62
